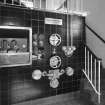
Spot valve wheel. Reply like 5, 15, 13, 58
49, 34, 61, 46
50, 56, 61, 68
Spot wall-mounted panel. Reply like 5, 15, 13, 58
0, 5, 85, 104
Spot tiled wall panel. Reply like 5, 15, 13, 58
0, 5, 85, 105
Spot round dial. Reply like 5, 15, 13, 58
50, 78, 59, 88
66, 67, 74, 76
32, 70, 42, 80
50, 56, 61, 68
49, 34, 61, 46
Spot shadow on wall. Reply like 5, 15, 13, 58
86, 27, 105, 68
84, 0, 105, 68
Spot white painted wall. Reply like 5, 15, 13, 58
46, 0, 65, 10
83, 0, 105, 68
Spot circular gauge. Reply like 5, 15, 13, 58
32, 70, 42, 80
50, 56, 61, 68
50, 78, 59, 88
66, 67, 74, 76
49, 34, 61, 46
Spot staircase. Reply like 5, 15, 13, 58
81, 24, 105, 105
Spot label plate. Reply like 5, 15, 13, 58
45, 18, 62, 25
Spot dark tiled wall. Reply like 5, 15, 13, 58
0, 5, 85, 105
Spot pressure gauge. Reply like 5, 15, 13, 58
49, 34, 61, 46
66, 67, 74, 76
50, 56, 61, 68
32, 70, 42, 80
50, 78, 59, 88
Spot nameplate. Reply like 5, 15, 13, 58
45, 18, 62, 25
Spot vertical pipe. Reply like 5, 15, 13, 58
85, 46, 86, 73
69, 0, 71, 11
40, 0, 41, 9
19, 0, 21, 6
70, 15, 73, 46
80, 0, 83, 11
91, 54, 93, 82
76, 0, 79, 11
98, 60, 101, 104
94, 59, 96, 88
33, 0, 35, 8
67, 0, 69, 47
4, 0, 6, 4
71, 0, 74, 11
75, 0, 76, 11
45, 0, 47, 9
12, 0, 14, 5
88, 51, 89, 78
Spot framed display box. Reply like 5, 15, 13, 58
0, 26, 32, 67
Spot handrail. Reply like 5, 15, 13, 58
82, 42, 102, 61
85, 24, 105, 44
83, 43, 102, 104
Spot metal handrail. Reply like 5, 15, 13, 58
83, 43, 102, 104
83, 43, 101, 60
86, 24, 105, 44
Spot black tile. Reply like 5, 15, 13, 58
6, 7, 17, 17
24, 19, 31, 27
57, 89, 63, 95
0, 6, 1, 16
45, 12, 56, 18
1, 91, 9, 105
24, 9, 31, 20
15, 11, 24, 19
0, 6, 8, 17
6, 7, 24, 18
32, 26, 38, 34
32, 19, 38, 27
6, 0, 12, 4
38, 11, 45, 20
62, 88, 73, 94
32, 10, 39, 20
24, 72, 32, 81
0, 16, 3, 25
0, 0, 4, 3
45, 24, 51, 32
62, 81, 73, 89
48, 90, 57, 96
15, 17, 25, 26
39, 20, 44, 27
39, 27, 44, 34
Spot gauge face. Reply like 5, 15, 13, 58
50, 56, 61, 68
32, 70, 42, 80
49, 34, 61, 46
50, 78, 59, 88
66, 67, 74, 76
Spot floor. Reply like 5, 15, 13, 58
13, 90, 96, 105
6, 77, 105, 105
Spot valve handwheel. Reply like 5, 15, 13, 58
50, 56, 61, 68
49, 34, 61, 46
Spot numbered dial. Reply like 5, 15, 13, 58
50, 56, 61, 68
49, 34, 61, 46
